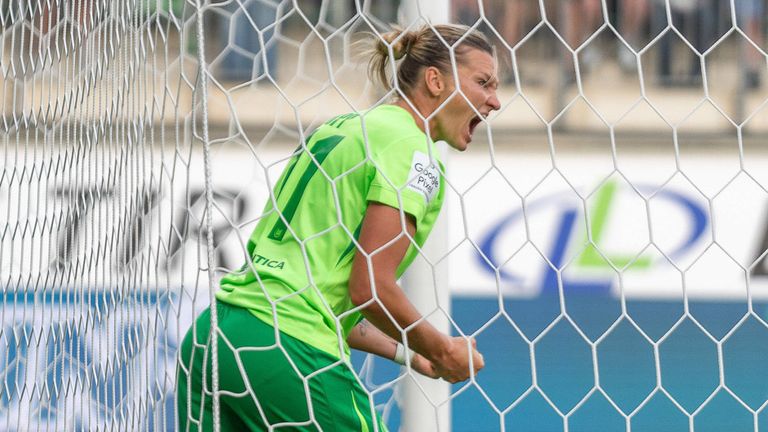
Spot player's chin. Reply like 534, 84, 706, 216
448, 139, 469, 152
450, 134, 471, 151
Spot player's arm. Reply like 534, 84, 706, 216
348, 319, 439, 378
348, 202, 484, 383
347, 319, 439, 378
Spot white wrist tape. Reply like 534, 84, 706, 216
394, 343, 412, 365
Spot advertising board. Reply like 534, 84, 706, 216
2, 145, 767, 430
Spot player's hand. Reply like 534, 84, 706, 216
410, 353, 440, 379
431, 337, 484, 383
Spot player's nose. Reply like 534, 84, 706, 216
487, 91, 501, 111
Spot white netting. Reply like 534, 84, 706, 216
1, 1, 201, 430
3, 1, 768, 431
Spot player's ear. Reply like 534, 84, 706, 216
424, 66, 447, 98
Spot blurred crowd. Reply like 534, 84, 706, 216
3, 0, 766, 90
454, 0, 765, 89
211, 0, 766, 90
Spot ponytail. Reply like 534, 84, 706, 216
367, 26, 420, 91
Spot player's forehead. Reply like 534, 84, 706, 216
459, 48, 497, 77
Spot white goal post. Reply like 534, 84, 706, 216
397, 2, 453, 430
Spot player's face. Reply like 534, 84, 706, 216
434, 49, 501, 151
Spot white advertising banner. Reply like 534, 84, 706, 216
5, 145, 766, 302
444, 151, 768, 301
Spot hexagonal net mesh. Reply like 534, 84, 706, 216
2, 1, 768, 431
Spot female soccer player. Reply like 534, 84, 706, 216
177, 23, 501, 431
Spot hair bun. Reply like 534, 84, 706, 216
381, 28, 419, 61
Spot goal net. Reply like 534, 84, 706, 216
2, 0, 768, 431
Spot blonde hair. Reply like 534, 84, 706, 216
366, 24, 493, 95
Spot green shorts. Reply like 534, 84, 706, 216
176, 302, 387, 431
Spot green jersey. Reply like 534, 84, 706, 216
216, 104, 445, 359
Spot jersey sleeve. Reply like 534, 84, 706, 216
366, 135, 442, 225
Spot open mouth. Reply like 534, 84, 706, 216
469, 115, 482, 136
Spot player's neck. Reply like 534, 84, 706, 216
392, 97, 439, 139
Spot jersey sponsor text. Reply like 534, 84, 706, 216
407, 151, 440, 203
